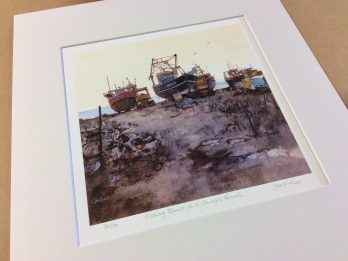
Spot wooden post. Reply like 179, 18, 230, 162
243, 101, 258, 137
98, 106, 103, 169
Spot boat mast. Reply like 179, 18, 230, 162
174, 53, 177, 68
106, 76, 111, 91
149, 58, 155, 85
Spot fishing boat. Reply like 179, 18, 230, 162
223, 67, 244, 88
103, 78, 137, 113
149, 54, 196, 100
104, 78, 155, 112
224, 65, 264, 89
189, 64, 216, 96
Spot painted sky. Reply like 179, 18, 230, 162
71, 21, 261, 111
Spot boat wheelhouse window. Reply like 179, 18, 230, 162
156, 72, 175, 84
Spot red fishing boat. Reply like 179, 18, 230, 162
103, 78, 137, 112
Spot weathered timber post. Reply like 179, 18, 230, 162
98, 106, 103, 170
243, 100, 258, 137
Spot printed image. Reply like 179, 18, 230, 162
67, 20, 310, 225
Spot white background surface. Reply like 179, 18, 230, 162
11, 0, 348, 260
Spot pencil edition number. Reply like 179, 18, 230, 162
103, 222, 119, 231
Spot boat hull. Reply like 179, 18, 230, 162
225, 79, 235, 88
225, 74, 244, 88
153, 74, 197, 99
108, 96, 136, 112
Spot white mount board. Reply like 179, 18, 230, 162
11, 0, 348, 260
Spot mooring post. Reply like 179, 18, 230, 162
243, 100, 258, 137
98, 106, 103, 169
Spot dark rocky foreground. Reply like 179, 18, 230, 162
79, 89, 310, 225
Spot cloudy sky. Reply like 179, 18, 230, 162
68, 19, 262, 112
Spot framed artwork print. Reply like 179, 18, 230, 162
62, 16, 329, 246
11, 0, 348, 260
